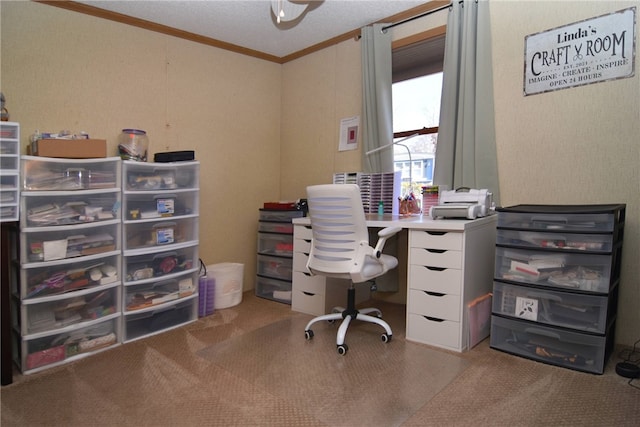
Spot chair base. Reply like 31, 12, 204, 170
304, 283, 392, 355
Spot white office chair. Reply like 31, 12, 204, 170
304, 184, 401, 355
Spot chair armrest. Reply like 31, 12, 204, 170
374, 227, 402, 258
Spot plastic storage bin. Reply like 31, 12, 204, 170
208, 263, 244, 309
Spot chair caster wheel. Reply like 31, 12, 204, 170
381, 333, 392, 343
337, 344, 348, 355
305, 330, 314, 340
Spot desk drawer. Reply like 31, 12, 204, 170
408, 289, 460, 321
410, 230, 462, 250
293, 252, 310, 273
292, 271, 325, 295
293, 225, 312, 240
407, 313, 460, 350
410, 247, 462, 269
409, 264, 462, 295
291, 289, 325, 316
294, 238, 311, 254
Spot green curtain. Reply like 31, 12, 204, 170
361, 23, 393, 174
435, 0, 500, 205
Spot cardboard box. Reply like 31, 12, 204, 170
32, 139, 107, 158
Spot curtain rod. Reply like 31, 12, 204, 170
381, 2, 453, 33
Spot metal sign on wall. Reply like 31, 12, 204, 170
524, 7, 636, 96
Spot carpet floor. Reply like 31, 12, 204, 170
1, 292, 639, 426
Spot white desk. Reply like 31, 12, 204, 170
291, 214, 497, 352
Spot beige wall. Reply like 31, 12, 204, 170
2, 1, 638, 346
1, 1, 282, 288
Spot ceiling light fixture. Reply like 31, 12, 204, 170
271, 0, 309, 25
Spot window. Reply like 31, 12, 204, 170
392, 32, 445, 195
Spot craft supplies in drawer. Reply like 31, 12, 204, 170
124, 298, 195, 342
490, 315, 612, 374
21, 156, 119, 191
21, 192, 120, 226
22, 319, 118, 371
257, 254, 292, 281
124, 246, 197, 284
125, 277, 195, 311
492, 281, 614, 334
20, 254, 120, 300
123, 191, 198, 220
124, 217, 196, 250
494, 247, 616, 293
22, 221, 119, 262
496, 229, 614, 253
124, 160, 198, 190
20, 284, 119, 335
258, 232, 294, 256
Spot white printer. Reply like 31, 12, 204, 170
429, 188, 493, 220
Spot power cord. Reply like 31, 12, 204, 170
616, 338, 640, 390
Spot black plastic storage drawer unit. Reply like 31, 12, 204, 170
490, 204, 625, 374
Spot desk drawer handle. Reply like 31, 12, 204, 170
424, 291, 445, 297
303, 291, 316, 296
426, 249, 446, 254
303, 272, 311, 277
423, 316, 444, 322
426, 231, 447, 236
425, 266, 446, 272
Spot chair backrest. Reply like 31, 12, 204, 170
306, 184, 369, 279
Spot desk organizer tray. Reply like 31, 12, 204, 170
490, 314, 614, 374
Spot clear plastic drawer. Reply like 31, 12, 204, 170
19, 254, 120, 300
124, 275, 196, 312
257, 232, 294, 256
123, 160, 198, 191
494, 247, 617, 293
496, 205, 625, 234
492, 281, 614, 334
496, 229, 614, 253
123, 191, 198, 220
21, 156, 120, 191
255, 275, 292, 303
258, 209, 304, 222
124, 217, 197, 250
124, 298, 196, 342
490, 315, 612, 374
124, 245, 197, 284
18, 284, 119, 335
257, 254, 292, 281
20, 318, 118, 371
258, 221, 294, 234
21, 191, 120, 227
21, 221, 120, 263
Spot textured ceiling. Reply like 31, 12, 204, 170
76, 0, 429, 58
